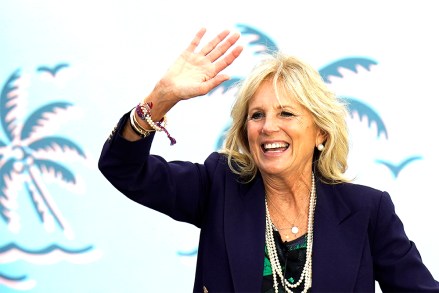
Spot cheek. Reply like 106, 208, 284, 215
246, 124, 257, 141
290, 125, 316, 148
246, 125, 259, 151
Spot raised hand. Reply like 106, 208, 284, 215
124, 28, 243, 141
156, 28, 243, 103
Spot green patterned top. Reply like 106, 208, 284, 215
261, 232, 308, 293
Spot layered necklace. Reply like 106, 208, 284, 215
264, 173, 316, 293
267, 196, 306, 240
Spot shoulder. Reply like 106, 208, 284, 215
205, 151, 226, 164
204, 152, 228, 171
317, 181, 400, 241
332, 182, 384, 198
203, 152, 237, 179
320, 180, 390, 212
203, 152, 252, 192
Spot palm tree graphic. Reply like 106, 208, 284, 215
211, 24, 386, 149
0, 68, 86, 239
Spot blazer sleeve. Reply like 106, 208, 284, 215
98, 112, 219, 227
372, 192, 439, 291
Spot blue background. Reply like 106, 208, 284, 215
1, 1, 438, 292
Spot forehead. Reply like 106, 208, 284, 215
248, 80, 302, 110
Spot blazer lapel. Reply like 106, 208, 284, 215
312, 180, 370, 291
224, 175, 266, 293
224, 176, 371, 291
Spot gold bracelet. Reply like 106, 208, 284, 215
129, 108, 154, 137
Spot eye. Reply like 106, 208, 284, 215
280, 111, 295, 118
249, 111, 264, 121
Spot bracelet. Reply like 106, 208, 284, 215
129, 108, 154, 138
129, 118, 144, 137
136, 102, 162, 131
135, 101, 176, 145
136, 102, 152, 120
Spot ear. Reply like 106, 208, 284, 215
316, 129, 327, 146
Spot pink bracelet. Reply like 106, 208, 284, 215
135, 102, 176, 145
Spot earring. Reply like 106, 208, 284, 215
317, 144, 324, 151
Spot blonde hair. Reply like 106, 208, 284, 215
220, 52, 350, 184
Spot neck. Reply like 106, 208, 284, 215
264, 172, 314, 241
264, 172, 316, 290
263, 170, 312, 208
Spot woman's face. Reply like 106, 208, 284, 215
246, 80, 325, 177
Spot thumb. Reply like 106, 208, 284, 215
209, 74, 230, 88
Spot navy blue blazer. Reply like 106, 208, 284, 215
99, 115, 439, 292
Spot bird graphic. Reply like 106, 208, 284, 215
36, 63, 69, 77
0, 68, 86, 238
375, 156, 423, 178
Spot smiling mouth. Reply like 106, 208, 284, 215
262, 142, 290, 153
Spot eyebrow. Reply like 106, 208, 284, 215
277, 104, 296, 111
248, 103, 296, 112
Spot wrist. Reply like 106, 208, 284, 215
134, 101, 176, 145
129, 108, 154, 138
148, 80, 179, 109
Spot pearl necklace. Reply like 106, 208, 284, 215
268, 195, 307, 238
265, 174, 316, 293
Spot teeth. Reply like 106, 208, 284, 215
264, 142, 288, 149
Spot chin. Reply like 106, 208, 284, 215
259, 166, 286, 177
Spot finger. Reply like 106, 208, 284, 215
186, 28, 207, 52
214, 45, 244, 73
199, 30, 231, 56
206, 32, 241, 63
199, 74, 230, 95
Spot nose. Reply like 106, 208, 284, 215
261, 115, 279, 134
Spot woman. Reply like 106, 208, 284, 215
98, 28, 439, 292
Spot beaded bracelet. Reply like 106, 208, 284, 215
135, 101, 176, 145
129, 108, 154, 138
136, 102, 162, 131
136, 102, 152, 121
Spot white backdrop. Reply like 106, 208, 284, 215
1, 1, 438, 292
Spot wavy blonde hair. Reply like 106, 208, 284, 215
220, 52, 350, 184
